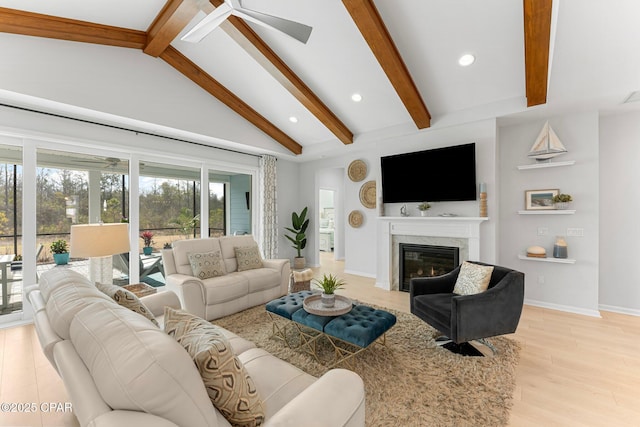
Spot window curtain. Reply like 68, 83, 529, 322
259, 155, 278, 259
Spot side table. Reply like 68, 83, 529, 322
122, 283, 157, 298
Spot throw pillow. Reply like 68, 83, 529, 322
235, 246, 263, 272
188, 250, 226, 280
95, 282, 159, 327
164, 307, 264, 427
452, 262, 494, 296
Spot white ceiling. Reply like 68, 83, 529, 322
0, 0, 639, 161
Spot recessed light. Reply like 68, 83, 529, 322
458, 54, 475, 67
289, 116, 298, 123
351, 93, 362, 102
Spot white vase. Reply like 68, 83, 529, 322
420, 210, 428, 217
321, 293, 335, 308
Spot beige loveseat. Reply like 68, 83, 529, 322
27, 268, 366, 427
162, 235, 290, 321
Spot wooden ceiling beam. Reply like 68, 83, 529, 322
342, 0, 430, 129
523, 0, 553, 107
207, 0, 354, 145
0, 7, 146, 48
144, 0, 201, 57
160, 46, 303, 154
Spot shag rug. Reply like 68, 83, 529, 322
214, 305, 520, 427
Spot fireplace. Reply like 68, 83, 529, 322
399, 244, 459, 292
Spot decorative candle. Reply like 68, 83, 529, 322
479, 182, 486, 193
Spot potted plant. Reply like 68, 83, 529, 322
285, 207, 309, 269
552, 194, 573, 210
313, 273, 346, 308
140, 231, 154, 255
417, 202, 431, 217
50, 239, 69, 265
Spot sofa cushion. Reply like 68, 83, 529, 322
238, 268, 281, 293
234, 246, 263, 272
45, 278, 114, 340
164, 308, 265, 426
453, 261, 494, 295
173, 238, 222, 276
203, 274, 249, 305
69, 301, 218, 427
95, 282, 159, 327
39, 268, 95, 302
188, 250, 227, 279
219, 235, 259, 272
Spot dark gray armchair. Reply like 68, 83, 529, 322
410, 261, 524, 354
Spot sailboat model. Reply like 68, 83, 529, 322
528, 121, 567, 161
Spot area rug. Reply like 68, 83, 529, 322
214, 305, 520, 427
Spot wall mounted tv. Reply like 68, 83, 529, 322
381, 143, 477, 203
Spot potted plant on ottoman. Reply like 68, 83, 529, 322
285, 207, 309, 269
313, 273, 346, 308
50, 239, 69, 265
140, 231, 154, 255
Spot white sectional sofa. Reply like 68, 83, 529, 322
27, 268, 366, 427
162, 235, 290, 321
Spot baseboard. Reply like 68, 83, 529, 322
524, 298, 602, 318
598, 304, 640, 317
0, 317, 33, 330
343, 269, 376, 279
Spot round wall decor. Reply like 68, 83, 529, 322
348, 159, 367, 182
348, 210, 364, 228
359, 180, 376, 209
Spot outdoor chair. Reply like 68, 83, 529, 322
112, 252, 165, 287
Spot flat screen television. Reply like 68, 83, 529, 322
381, 143, 477, 203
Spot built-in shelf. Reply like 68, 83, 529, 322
518, 254, 576, 264
517, 210, 575, 215
517, 160, 576, 170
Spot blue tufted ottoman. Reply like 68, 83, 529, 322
266, 291, 396, 367
265, 291, 312, 346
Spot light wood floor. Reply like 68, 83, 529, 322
2, 252, 640, 426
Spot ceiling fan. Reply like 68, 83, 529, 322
181, 0, 313, 44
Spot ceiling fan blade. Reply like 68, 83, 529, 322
234, 7, 312, 44
181, 3, 233, 43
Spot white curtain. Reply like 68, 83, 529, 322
259, 155, 278, 259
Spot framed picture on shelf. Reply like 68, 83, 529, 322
525, 189, 559, 210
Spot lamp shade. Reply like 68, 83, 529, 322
70, 223, 130, 258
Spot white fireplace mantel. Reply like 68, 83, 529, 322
376, 216, 488, 290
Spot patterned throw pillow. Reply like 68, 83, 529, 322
188, 251, 226, 280
452, 262, 494, 296
164, 307, 264, 426
235, 246, 263, 272
95, 282, 159, 326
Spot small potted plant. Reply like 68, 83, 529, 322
140, 231, 154, 255
313, 273, 346, 308
417, 202, 431, 217
552, 194, 573, 210
50, 239, 69, 265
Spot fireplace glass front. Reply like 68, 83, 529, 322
399, 244, 460, 292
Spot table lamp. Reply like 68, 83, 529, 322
70, 223, 130, 284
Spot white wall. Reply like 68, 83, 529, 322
297, 119, 499, 277
498, 112, 600, 316
274, 159, 300, 262
599, 110, 640, 315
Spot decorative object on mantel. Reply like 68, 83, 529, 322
526, 245, 546, 258
348, 210, 363, 228
479, 182, 488, 217
528, 121, 567, 162
552, 193, 573, 210
359, 180, 376, 209
553, 236, 568, 258
377, 196, 384, 216
417, 202, 431, 216
347, 159, 367, 182
399, 204, 409, 217
524, 189, 559, 210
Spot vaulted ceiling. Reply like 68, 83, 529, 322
0, 0, 639, 160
